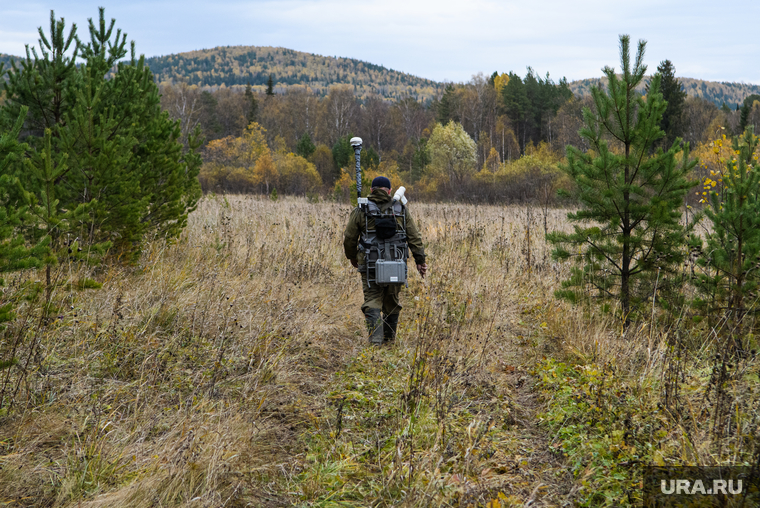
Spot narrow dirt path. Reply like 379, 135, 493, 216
502, 334, 578, 507
273, 283, 580, 507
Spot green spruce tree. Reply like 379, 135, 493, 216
547, 35, 697, 324
199, 91, 221, 139
739, 103, 750, 134
244, 82, 258, 123
331, 135, 353, 169
266, 74, 275, 96
361, 146, 379, 169
649, 60, 686, 147
436, 84, 458, 125
739, 94, 760, 135
295, 132, 316, 158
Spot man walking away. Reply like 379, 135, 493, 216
343, 176, 427, 345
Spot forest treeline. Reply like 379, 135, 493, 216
6, 45, 760, 106
5, 42, 760, 204
144, 45, 760, 107
160, 63, 760, 203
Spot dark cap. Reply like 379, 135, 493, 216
371, 176, 391, 189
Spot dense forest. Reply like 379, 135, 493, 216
146, 45, 760, 107
5, 45, 760, 204
159, 62, 760, 204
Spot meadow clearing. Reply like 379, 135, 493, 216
0, 195, 757, 507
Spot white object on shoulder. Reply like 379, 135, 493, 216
393, 186, 408, 205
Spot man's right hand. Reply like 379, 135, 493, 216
350, 258, 358, 268
416, 263, 427, 278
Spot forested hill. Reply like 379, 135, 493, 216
4, 46, 759, 107
570, 76, 760, 108
144, 46, 444, 102
0, 53, 16, 70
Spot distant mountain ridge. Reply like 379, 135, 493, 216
144, 46, 444, 102
3, 48, 760, 107
569, 76, 760, 108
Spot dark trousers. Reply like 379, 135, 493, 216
360, 274, 402, 316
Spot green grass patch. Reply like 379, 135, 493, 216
292, 343, 518, 506
534, 358, 660, 507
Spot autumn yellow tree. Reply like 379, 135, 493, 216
238, 122, 270, 165
494, 115, 519, 162
484, 147, 500, 172
311, 144, 336, 187
253, 152, 278, 194
426, 121, 477, 187
277, 153, 321, 194
493, 73, 510, 95
199, 122, 271, 191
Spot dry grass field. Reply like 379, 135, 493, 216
0, 195, 757, 507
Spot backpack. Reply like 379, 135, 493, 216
359, 199, 408, 287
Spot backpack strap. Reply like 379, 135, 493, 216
365, 200, 403, 216
366, 201, 381, 215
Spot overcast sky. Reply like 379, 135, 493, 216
1, 0, 758, 85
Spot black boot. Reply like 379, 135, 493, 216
364, 308, 384, 345
384, 312, 400, 341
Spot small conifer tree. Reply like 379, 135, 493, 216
0, 11, 79, 137
0, 109, 48, 329
547, 35, 696, 324
21, 129, 109, 296
332, 135, 353, 169
436, 84, 457, 125
0, 8, 202, 260
739, 103, 751, 134
693, 127, 760, 352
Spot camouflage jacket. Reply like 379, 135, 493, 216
343, 188, 426, 266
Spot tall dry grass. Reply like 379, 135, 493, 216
0, 195, 365, 506
0, 195, 756, 507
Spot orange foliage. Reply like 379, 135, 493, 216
693, 129, 760, 204
199, 122, 321, 194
